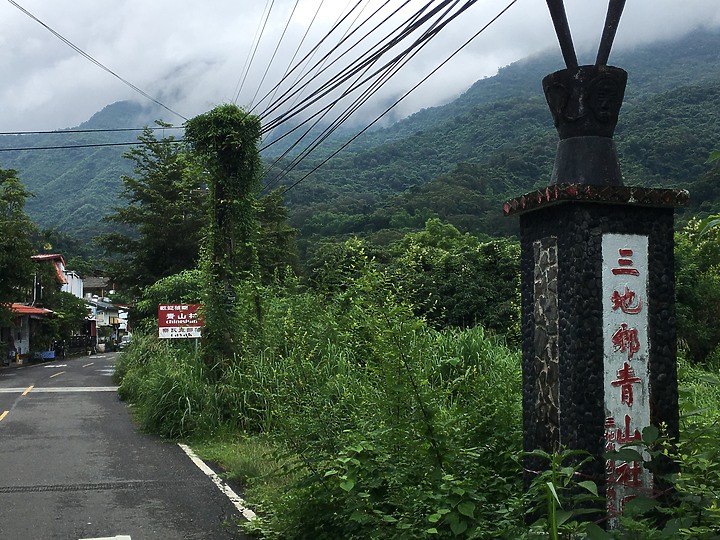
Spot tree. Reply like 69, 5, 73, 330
33, 227, 104, 278
184, 104, 263, 363
673, 151, 720, 364
133, 270, 204, 333
256, 189, 300, 282
675, 219, 720, 364
390, 219, 521, 340
0, 169, 35, 325
97, 123, 207, 297
53, 292, 89, 342
185, 105, 262, 281
306, 237, 392, 295
31, 290, 89, 351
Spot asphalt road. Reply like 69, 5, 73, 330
0, 352, 249, 540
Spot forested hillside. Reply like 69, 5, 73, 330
1, 27, 719, 245
272, 27, 720, 251
0, 101, 165, 240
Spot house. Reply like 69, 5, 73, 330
1, 257, 128, 362
30, 254, 84, 299
86, 297, 127, 351
1, 304, 54, 365
84, 278, 128, 342
83, 277, 114, 299
87, 297, 122, 327
2, 254, 90, 363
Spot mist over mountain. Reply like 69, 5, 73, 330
1, 27, 719, 246
74, 101, 169, 131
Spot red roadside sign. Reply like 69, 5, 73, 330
158, 304, 204, 339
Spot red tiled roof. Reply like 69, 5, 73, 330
10, 303, 54, 316
31, 253, 66, 265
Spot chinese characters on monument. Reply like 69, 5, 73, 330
602, 234, 652, 521
158, 304, 204, 339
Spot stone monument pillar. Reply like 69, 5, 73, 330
503, 0, 688, 523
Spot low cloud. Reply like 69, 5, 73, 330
0, 0, 718, 132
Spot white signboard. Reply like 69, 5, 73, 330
159, 326, 202, 339
602, 233, 652, 521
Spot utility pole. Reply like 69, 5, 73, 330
184, 104, 263, 367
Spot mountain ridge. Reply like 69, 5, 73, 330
0, 26, 719, 243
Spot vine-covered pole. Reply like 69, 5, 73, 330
184, 104, 263, 365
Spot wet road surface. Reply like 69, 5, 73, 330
0, 352, 248, 539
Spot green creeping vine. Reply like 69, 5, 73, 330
184, 104, 263, 367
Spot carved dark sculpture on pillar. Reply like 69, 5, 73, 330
544, 0, 628, 186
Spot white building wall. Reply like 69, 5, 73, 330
62, 271, 84, 299
14, 316, 30, 356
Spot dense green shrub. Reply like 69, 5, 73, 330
114, 250, 720, 538
116, 263, 525, 538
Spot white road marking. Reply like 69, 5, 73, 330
78, 534, 132, 540
0, 387, 118, 393
178, 443, 256, 521
45, 364, 67, 368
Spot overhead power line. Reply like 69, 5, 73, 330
261, 0, 459, 138
3, 0, 516, 193
249, 0, 371, 117
259, 1, 450, 192
259, 0, 421, 127
259, 0, 471, 190
0, 140, 184, 152
264, 0, 375, 116
265, 0, 520, 196
0, 127, 184, 136
261, 0, 328, 113
249, 0, 303, 108
7, 0, 187, 122
233, 0, 277, 104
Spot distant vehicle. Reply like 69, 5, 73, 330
118, 335, 132, 350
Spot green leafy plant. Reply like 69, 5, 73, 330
523, 448, 603, 539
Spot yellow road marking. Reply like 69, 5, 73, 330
82, 362, 94, 367
49, 372, 65, 379
0, 411, 8, 422
22, 385, 33, 396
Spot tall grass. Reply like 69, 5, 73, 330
115, 271, 526, 538
116, 335, 226, 438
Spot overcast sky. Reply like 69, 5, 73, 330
0, 0, 718, 133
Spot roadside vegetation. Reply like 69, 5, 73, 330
116, 264, 526, 538
114, 259, 720, 539
3, 30, 720, 536
105, 104, 720, 538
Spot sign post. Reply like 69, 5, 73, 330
158, 304, 204, 340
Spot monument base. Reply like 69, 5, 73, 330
504, 184, 687, 520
